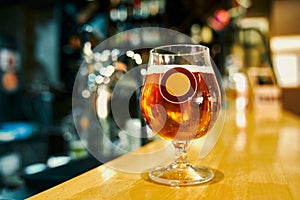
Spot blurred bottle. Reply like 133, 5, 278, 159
23, 61, 54, 126
0, 34, 22, 122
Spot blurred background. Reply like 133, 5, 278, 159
0, 0, 299, 198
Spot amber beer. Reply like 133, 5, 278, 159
140, 65, 220, 141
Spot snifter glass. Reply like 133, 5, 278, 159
140, 44, 221, 186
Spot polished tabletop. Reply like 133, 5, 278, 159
27, 99, 300, 200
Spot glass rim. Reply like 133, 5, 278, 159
150, 44, 209, 57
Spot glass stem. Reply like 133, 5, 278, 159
172, 141, 190, 168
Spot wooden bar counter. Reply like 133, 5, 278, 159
27, 100, 300, 200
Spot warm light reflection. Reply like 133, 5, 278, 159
236, 112, 247, 129
236, 96, 247, 111
234, 96, 247, 151
97, 167, 116, 181
234, 131, 247, 151
233, 73, 248, 93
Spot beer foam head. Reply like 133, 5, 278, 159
146, 65, 214, 74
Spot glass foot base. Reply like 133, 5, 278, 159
149, 164, 214, 186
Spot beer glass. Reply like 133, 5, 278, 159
140, 44, 221, 186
